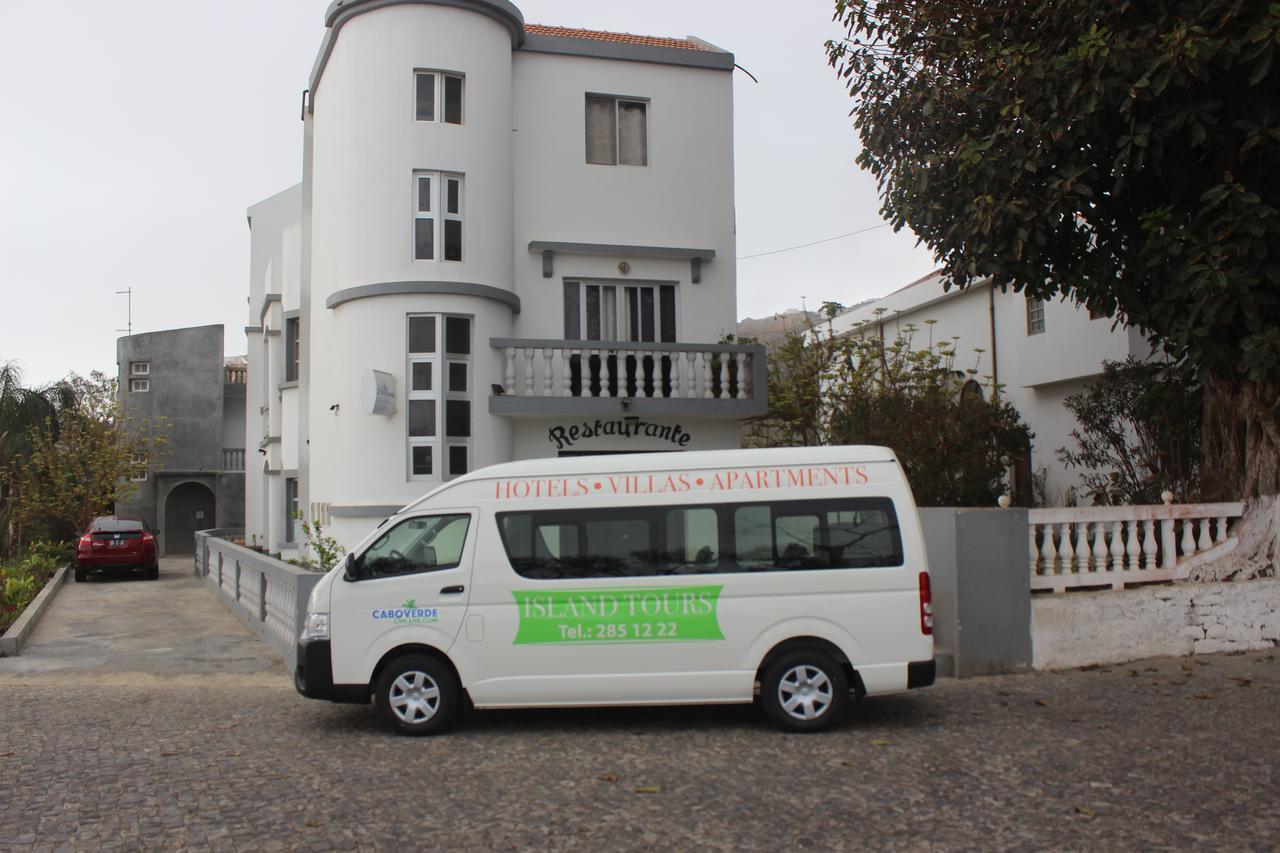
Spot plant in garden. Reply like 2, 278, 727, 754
0, 362, 76, 558
751, 314, 1033, 507
7, 371, 168, 547
826, 0, 1280, 499
1058, 357, 1203, 505
299, 516, 346, 572
0, 546, 63, 636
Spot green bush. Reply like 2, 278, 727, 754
0, 542, 66, 636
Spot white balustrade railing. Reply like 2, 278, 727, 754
492, 339, 763, 402
1029, 500, 1244, 592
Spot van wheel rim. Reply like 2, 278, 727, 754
389, 671, 441, 724
778, 665, 833, 721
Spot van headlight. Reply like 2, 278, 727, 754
300, 612, 330, 642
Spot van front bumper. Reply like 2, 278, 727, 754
294, 640, 368, 704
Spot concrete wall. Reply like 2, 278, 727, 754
921, 508, 1032, 677
1033, 578, 1280, 670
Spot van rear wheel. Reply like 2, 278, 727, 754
760, 649, 848, 732
374, 654, 460, 736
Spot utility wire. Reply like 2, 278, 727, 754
736, 222, 889, 261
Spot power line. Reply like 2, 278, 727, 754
736, 223, 890, 261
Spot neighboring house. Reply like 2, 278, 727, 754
245, 0, 762, 553
116, 325, 246, 554
827, 272, 1151, 505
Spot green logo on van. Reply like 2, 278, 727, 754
511, 586, 724, 645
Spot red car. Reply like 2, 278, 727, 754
75, 516, 159, 582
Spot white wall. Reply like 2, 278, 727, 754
511, 51, 737, 346
1033, 578, 1280, 669
831, 275, 1150, 504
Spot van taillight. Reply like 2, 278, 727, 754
918, 571, 933, 636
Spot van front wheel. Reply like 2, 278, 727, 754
760, 650, 848, 732
374, 654, 460, 736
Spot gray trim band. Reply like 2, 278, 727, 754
261, 436, 282, 446
529, 241, 715, 260
311, 0, 525, 106
265, 330, 282, 338
521, 34, 734, 71
259, 293, 282, 324
281, 469, 299, 478
490, 338, 762, 354
278, 381, 299, 391
245, 325, 263, 335
283, 309, 301, 321
326, 280, 521, 313
328, 504, 404, 518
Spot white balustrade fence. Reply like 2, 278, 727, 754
194, 530, 323, 672
494, 339, 762, 401
1029, 501, 1244, 593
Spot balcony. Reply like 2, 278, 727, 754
489, 339, 767, 419
222, 448, 246, 471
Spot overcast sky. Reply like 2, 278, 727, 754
0, 0, 935, 387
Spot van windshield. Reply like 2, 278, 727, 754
354, 514, 471, 578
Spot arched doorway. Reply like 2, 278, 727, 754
164, 482, 216, 555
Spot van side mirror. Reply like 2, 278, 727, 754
343, 552, 359, 580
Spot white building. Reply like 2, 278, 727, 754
828, 272, 1151, 505
245, 0, 763, 553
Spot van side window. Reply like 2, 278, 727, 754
497, 498, 902, 580
355, 513, 471, 578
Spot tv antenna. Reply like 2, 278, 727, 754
116, 288, 132, 336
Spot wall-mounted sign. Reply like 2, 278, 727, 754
361, 369, 396, 416
548, 417, 693, 451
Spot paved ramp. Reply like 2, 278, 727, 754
0, 556, 285, 686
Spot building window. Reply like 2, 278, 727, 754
129, 453, 148, 482
415, 70, 464, 124
586, 95, 648, 166
130, 362, 150, 376
563, 281, 676, 343
413, 171, 464, 262
408, 314, 471, 481
285, 478, 299, 543
1026, 296, 1046, 335
129, 378, 150, 393
284, 317, 300, 382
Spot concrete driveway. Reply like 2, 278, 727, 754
0, 555, 283, 685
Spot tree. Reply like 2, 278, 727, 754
742, 304, 847, 447
1057, 357, 1204, 505
9, 372, 167, 546
0, 362, 76, 557
826, 1, 1280, 498
751, 316, 1033, 507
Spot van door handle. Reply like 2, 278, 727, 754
440, 585, 465, 595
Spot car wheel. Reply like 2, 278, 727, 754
74, 567, 86, 583
374, 654, 460, 736
148, 564, 159, 580
760, 649, 849, 733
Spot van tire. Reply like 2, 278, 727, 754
760, 649, 848, 733
374, 654, 460, 736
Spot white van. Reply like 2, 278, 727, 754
295, 446, 935, 734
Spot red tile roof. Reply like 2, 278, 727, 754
524, 24, 715, 53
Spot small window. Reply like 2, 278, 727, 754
129, 452, 148, 482
415, 71, 463, 125
129, 378, 150, 393
586, 95, 647, 166
285, 478, 299, 543
413, 171, 463, 262
354, 514, 471, 578
130, 362, 150, 376
1026, 296, 1046, 335
284, 317, 300, 382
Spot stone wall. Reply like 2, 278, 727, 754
1033, 578, 1280, 670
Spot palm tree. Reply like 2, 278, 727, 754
0, 361, 77, 555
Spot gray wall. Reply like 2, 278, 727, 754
116, 325, 246, 552
921, 508, 1032, 677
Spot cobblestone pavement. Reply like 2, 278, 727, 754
2, 563, 1277, 849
